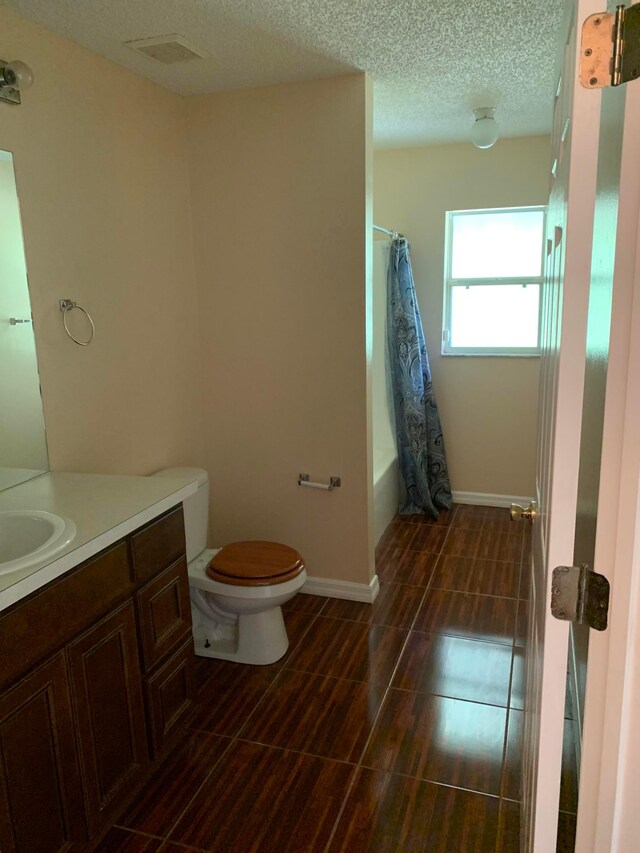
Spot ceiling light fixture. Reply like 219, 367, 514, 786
0, 59, 34, 106
470, 107, 499, 150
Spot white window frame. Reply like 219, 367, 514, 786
442, 205, 546, 357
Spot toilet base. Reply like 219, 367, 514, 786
191, 605, 290, 665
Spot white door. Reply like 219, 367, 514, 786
524, 1, 640, 850
573, 13, 640, 849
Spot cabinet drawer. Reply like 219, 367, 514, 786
137, 558, 192, 671
145, 638, 195, 758
0, 542, 132, 690
131, 507, 186, 583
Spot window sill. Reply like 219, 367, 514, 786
440, 351, 541, 358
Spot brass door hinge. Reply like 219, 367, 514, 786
551, 564, 610, 631
580, 3, 640, 88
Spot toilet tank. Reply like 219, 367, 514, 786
152, 467, 209, 563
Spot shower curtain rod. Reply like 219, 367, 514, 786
373, 224, 404, 240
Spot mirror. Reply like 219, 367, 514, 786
0, 149, 49, 491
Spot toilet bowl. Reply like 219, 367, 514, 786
153, 467, 306, 665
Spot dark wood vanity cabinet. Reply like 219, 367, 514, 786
0, 506, 195, 852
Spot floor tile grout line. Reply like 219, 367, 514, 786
393, 628, 518, 657
283, 597, 329, 619
111, 825, 167, 842
378, 546, 446, 558
323, 750, 509, 851
277, 667, 514, 710
321, 765, 362, 852
232, 737, 360, 767
426, 585, 520, 600
375, 510, 519, 836
156, 838, 211, 853
513, 597, 527, 649
438, 553, 526, 566
507, 650, 521, 712
424, 517, 521, 601
371, 684, 514, 711
184, 724, 236, 738
232, 609, 325, 740
417, 587, 520, 600
319, 596, 430, 853
379, 547, 523, 572
499, 700, 515, 802
286, 614, 416, 629
289, 615, 517, 648
350, 529, 447, 769
159, 608, 327, 848
398, 518, 524, 533
410, 628, 518, 647
346, 509, 520, 849
326, 756, 508, 852
157, 733, 237, 848
355, 761, 505, 799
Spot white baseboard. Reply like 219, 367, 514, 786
451, 490, 534, 508
301, 573, 380, 603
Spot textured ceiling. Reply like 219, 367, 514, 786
12, 0, 564, 147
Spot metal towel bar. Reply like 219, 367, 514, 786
298, 473, 341, 491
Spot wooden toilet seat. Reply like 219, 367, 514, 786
206, 541, 305, 587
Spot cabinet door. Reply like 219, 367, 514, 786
145, 637, 195, 758
0, 653, 86, 852
68, 601, 149, 836
137, 559, 192, 671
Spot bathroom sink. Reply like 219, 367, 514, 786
0, 510, 76, 575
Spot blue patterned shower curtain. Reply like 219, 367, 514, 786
387, 238, 451, 518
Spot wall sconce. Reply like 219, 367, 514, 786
470, 107, 499, 150
0, 59, 34, 105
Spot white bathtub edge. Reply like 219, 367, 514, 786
452, 490, 535, 508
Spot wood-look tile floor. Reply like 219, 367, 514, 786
103, 505, 578, 852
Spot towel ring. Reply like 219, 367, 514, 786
59, 299, 95, 346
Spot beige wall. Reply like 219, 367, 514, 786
0, 8, 205, 477
374, 137, 550, 497
187, 75, 375, 584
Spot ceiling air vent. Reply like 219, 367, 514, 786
124, 35, 207, 64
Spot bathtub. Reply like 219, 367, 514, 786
373, 447, 399, 545
372, 242, 400, 545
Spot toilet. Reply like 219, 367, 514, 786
153, 467, 306, 665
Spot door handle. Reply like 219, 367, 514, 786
510, 501, 538, 524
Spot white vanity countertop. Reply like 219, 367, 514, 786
0, 472, 198, 612
0, 467, 46, 492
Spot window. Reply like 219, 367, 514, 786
442, 206, 545, 356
